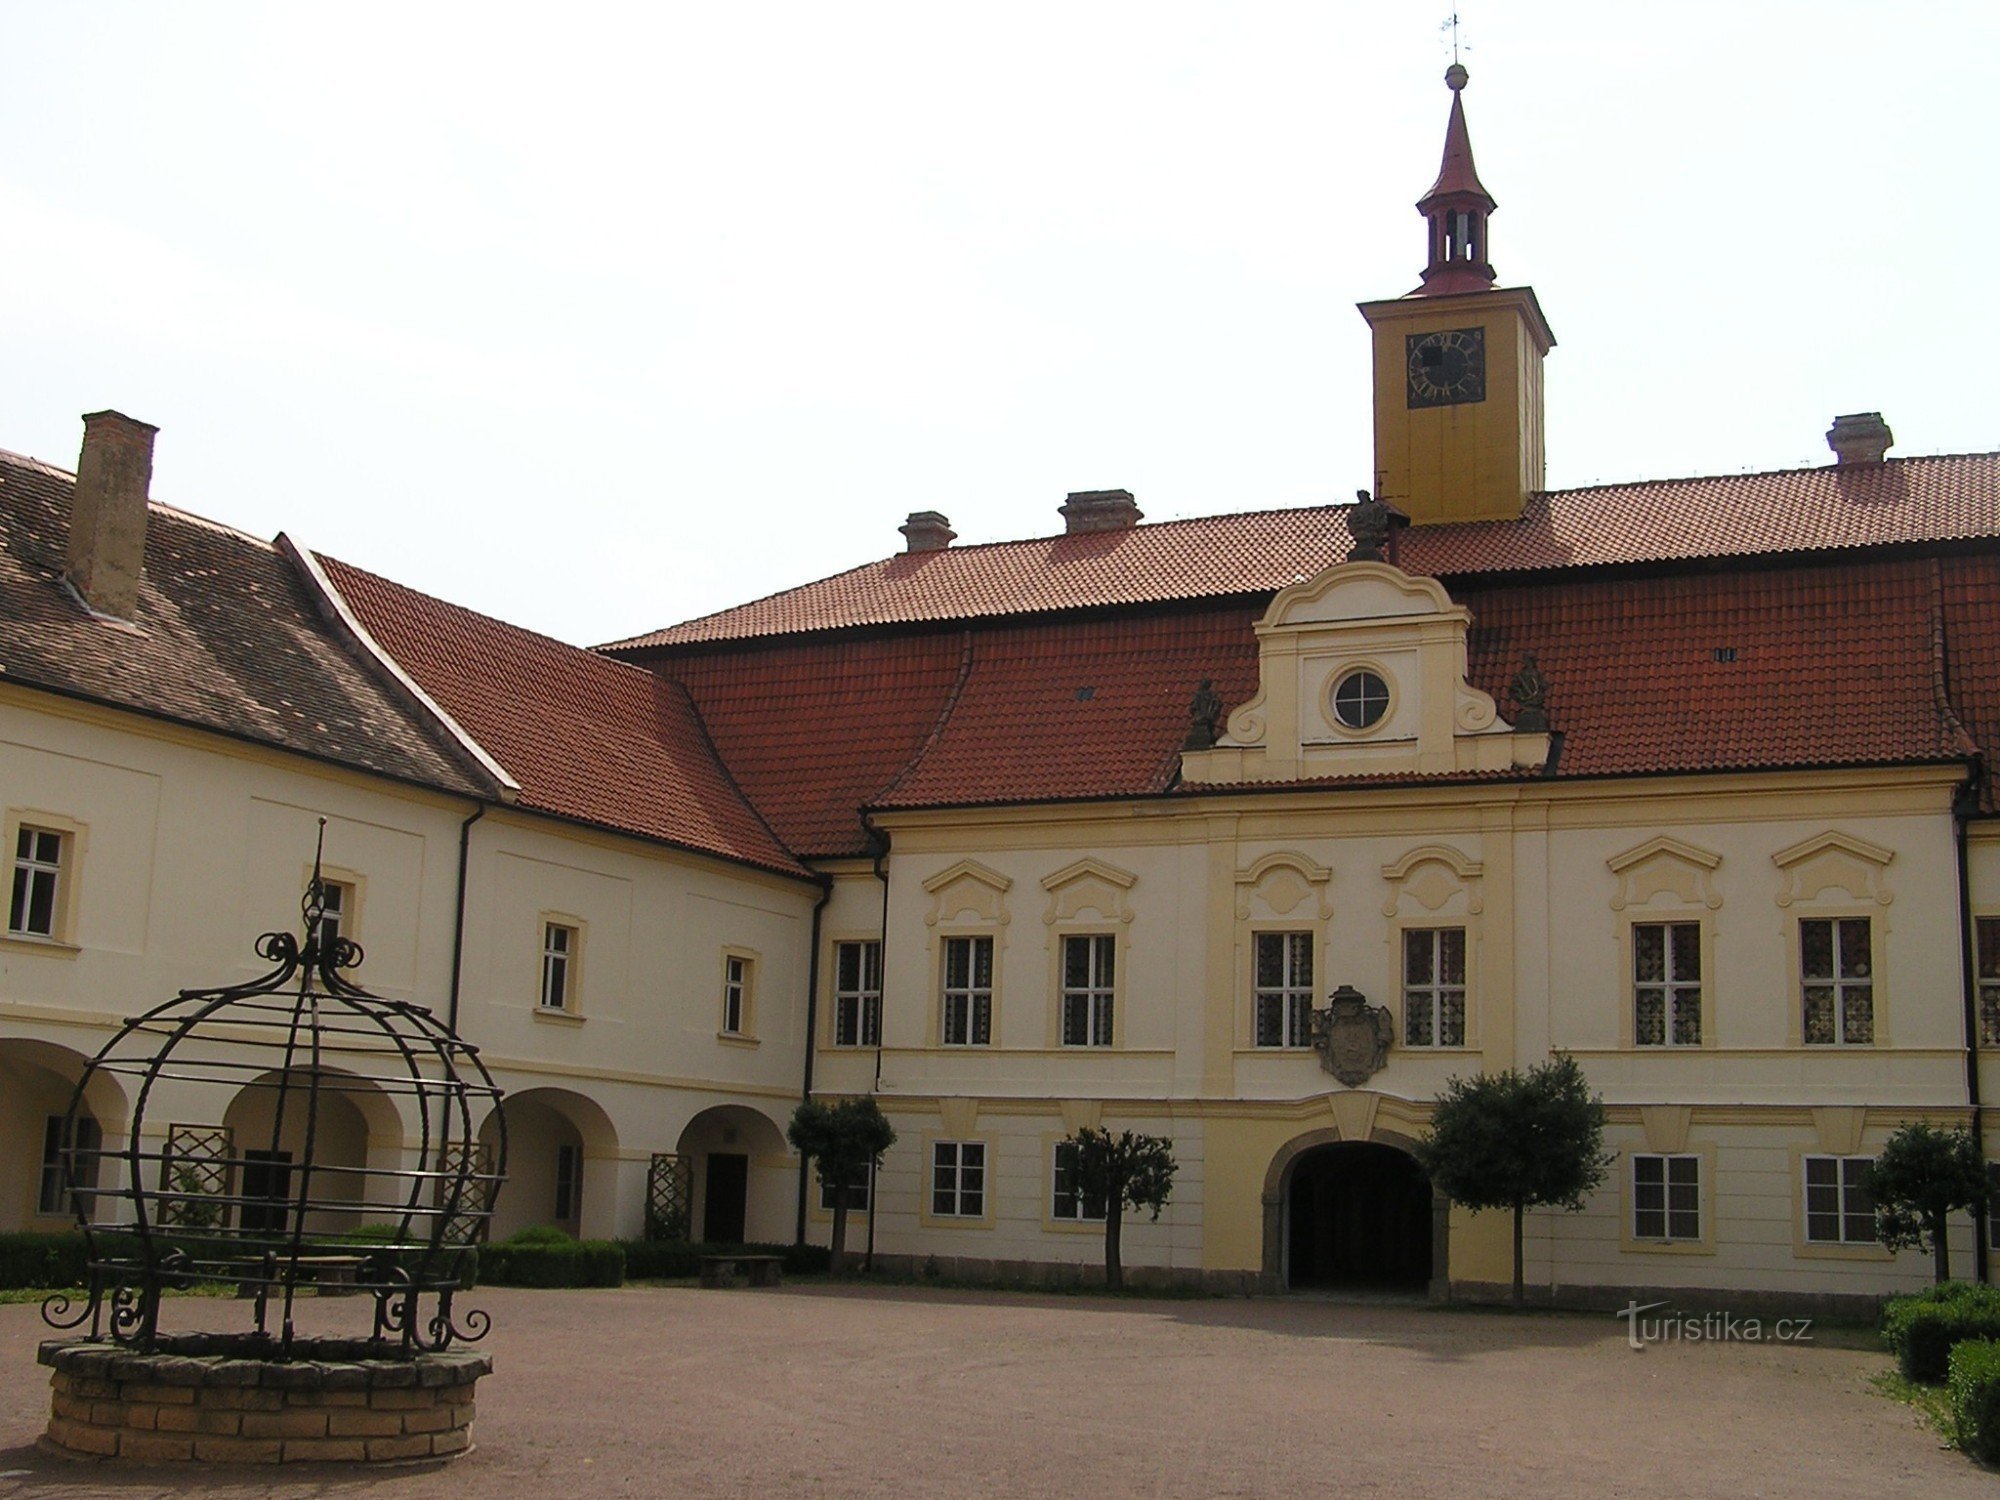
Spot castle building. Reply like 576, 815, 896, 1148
3, 69, 1996, 1309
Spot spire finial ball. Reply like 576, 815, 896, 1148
1445, 63, 1468, 93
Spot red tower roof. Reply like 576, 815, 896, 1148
1415, 64, 1499, 296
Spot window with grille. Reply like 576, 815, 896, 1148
1979, 918, 2000, 1047
1803, 1156, 1877, 1245
1801, 917, 1872, 1044
834, 940, 882, 1047
9, 826, 64, 938
1061, 934, 1115, 1047
941, 936, 993, 1046
1634, 922, 1701, 1046
1403, 928, 1466, 1046
1254, 932, 1313, 1048
1051, 1140, 1107, 1221
1632, 1154, 1700, 1242
931, 1141, 986, 1217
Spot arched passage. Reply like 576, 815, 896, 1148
676, 1105, 789, 1246
222, 1067, 402, 1238
0, 1038, 127, 1232
1262, 1126, 1448, 1295
480, 1087, 618, 1241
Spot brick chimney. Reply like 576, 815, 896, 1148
66, 410, 158, 620
1826, 412, 1893, 466
899, 510, 956, 553
1059, 489, 1142, 535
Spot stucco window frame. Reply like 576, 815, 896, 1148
930, 929, 1000, 1049
535, 912, 587, 1024
719, 946, 761, 1046
1617, 914, 1715, 1051
1043, 1133, 1109, 1234
1388, 921, 1477, 1051
823, 933, 884, 1050
301, 862, 366, 952
1049, 928, 1122, 1049
1619, 1146, 1716, 1256
1791, 1148, 1891, 1261
920, 1134, 995, 1230
1790, 909, 1887, 1048
4, 808, 88, 954
1320, 658, 1401, 741
1243, 923, 1322, 1051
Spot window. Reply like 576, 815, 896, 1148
1801, 917, 1872, 1044
1331, 668, 1390, 730
1254, 932, 1313, 1048
931, 1141, 986, 1217
1979, 919, 2000, 1047
38, 1114, 101, 1217
723, 954, 751, 1035
1804, 1156, 1877, 1245
1632, 1154, 1700, 1242
834, 940, 882, 1047
1402, 928, 1466, 1046
941, 936, 993, 1046
240, 1150, 294, 1236
9, 826, 64, 938
1061, 934, 1115, 1047
315, 879, 350, 947
1051, 1140, 1106, 1222
540, 922, 576, 1011
1634, 922, 1701, 1046
554, 1143, 581, 1222
819, 1164, 871, 1213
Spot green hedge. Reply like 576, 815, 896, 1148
478, 1229, 624, 1288
1883, 1283, 2000, 1383
0, 1232, 90, 1290
1949, 1339, 2000, 1461
621, 1240, 831, 1279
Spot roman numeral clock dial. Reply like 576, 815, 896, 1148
1406, 326, 1487, 408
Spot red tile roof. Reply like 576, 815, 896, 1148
604, 453, 2000, 648
317, 555, 810, 879
1941, 553, 2000, 812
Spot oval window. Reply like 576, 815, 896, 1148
1332, 669, 1390, 730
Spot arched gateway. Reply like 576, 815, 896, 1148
1262, 1128, 1448, 1294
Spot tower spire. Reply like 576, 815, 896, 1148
1416, 64, 1497, 296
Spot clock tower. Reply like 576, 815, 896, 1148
1358, 65, 1555, 525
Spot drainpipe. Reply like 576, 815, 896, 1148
793, 875, 835, 1246
1955, 781, 1988, 1282
447, 803, 487, 1032
863, 812, 892, 1272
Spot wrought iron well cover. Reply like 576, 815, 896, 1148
43, 836, 506, 1358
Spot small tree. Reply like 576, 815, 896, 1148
1871, 1122, 1988, 1285
1415, 1052, 1610, 1309
787, 1096, 896, 1274
1064, 1127, 1178, 1291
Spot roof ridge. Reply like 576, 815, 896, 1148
1535, 449, 2000, 502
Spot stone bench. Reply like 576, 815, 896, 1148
699, 1254, 783, 1289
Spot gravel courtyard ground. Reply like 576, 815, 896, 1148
0, 1282, 1985, 1498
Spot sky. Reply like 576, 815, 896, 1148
3, 3, 1994, 647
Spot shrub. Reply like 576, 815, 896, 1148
0, 1232, 89, 1290
1948, 1339, 2000, 1461
1883, 1283, 2000, 1383
479, 1229, 623, 1288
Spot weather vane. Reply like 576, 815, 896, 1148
1440, 11, 1468, 65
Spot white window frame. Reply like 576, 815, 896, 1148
723, 954, 750, 1035
931, 1140, 986, 1217
940, 935, 993, 1047
1800, 916, 1873, 1045
1401, 926, 1467, 1047
1060, 933, 1115, 1048
1803, 1155, 1877, 1245
1978, 917, 2000, 1048
1253, 930, 1314, 1048
9, 825, 65, 940
1632, 1153, 1701, 1243
1051, 1140, 1106, 1222
833, 939, 882, 1048
540, 921, 578, 1012
1633, 920, 1702, 1047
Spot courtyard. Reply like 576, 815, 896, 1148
0, 1283, 1985, 1498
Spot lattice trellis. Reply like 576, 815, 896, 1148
435, 1141, 497, 1244
646, 1153, 691, 1241
158, 1124, 232, 1230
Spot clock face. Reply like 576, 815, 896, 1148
1406, 326, 1487, 408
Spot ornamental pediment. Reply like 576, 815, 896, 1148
1180, 560, 1548, 785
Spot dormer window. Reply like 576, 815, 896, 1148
1332, 669, 1390, 731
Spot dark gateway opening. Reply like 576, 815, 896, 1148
1287, 1141, 1433, 1289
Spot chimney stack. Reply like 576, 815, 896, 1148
1826, 412, 1893, 467
1059, 489, 1142, 535
66, 410, 158, 620
900, 510, 956, 553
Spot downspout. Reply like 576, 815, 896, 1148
447, 803, 487, 1032
863, 811, 893, 1272
1955, 781, 1988, 1282
793, 875, 835, 1246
